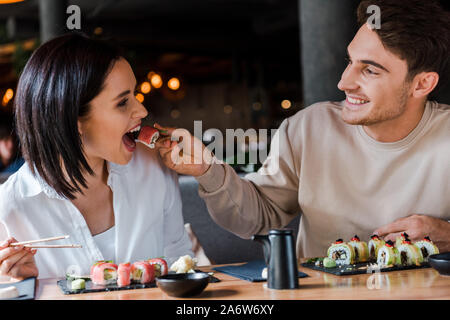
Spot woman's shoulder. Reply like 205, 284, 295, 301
0, 165, 33, 219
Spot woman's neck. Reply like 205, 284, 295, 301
75, 157, 109, 197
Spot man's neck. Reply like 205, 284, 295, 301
363, 100, 427, 143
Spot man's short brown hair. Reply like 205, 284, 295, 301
357, 0, 450, 96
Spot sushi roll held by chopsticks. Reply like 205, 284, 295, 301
133, 125, 172, 149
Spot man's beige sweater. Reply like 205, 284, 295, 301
195, 101, 450, 258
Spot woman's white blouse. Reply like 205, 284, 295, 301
0, 143, 193, 279
93, 226, 116, 262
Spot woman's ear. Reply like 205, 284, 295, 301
77, 120, 84, 136
412, 72, 439, 99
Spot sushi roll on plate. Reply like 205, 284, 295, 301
377, 240, 399, 267
348, 235, 369, 262
148, 258, 169, 277
131, 261, 155, 284
368, 235, 385, 262
397, 239, 424, 266
117, 262, 132, 287
395, 232, 409, 248
414, 236, 439, 262
327, 239, 356, 266
91, 262, 118, 285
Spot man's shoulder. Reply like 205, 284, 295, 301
431, 101, 450, 114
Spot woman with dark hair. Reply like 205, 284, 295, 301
0, 33, 193, 280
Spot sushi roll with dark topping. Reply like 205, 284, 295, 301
368, 235, 385, 262
377, 240, 399, 267
327, 239, 356, 265
395, 232, 409, 248
348, 235, 369, 262
414, 236, 439, 262
396, 238, 423, 266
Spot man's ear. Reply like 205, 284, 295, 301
411, 71, 439, 99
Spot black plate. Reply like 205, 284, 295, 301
156, 272, 210, 297
428, 252, 450, 276
57, 271, 220, 295
0, 277, 35, 300
301, 261, 430, 276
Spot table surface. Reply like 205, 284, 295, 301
34, 262, 450, 300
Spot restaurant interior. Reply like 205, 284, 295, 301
0, 0, 449, 279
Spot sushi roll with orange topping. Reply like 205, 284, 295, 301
397, 238, 423, 266
377, 240, 399, 267
395, 232, 409, 248
414, 236, 439, 262
327, 239, 356, 265
348, 235, 369, 262
368, 235, 385, 262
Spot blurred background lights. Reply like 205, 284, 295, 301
281, 99, 291, 109
252, 102, 262, 111
0, 1, 25, 4
93, 27, 103, 36
223, 105, 233, 114
140, 81, 151, 94
4, 88, 13, 100
135, 93, 144, 103
149, 72, 163, 89
167, 77, 180, 91
170, 109, 181, 119
2, 89, 14, 106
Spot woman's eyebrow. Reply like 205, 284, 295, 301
112, 90, 131, 101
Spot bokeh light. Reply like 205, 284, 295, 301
167, 77, 180, 91
135, 93, 144, 103
140, 82, 151, 94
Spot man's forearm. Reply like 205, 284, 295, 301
195, 162, 299, 239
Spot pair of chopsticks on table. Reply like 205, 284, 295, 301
10, 235, 82, 249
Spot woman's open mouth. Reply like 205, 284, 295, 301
122, 125, 141, 152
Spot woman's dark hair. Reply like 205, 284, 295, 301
357, 0, 450, 96
14, 33, 122, 199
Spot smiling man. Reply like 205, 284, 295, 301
156, 0, 450, 258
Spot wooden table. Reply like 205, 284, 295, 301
34, 263, 449, 300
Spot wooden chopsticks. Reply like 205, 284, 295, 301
10, 235, 82, 249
